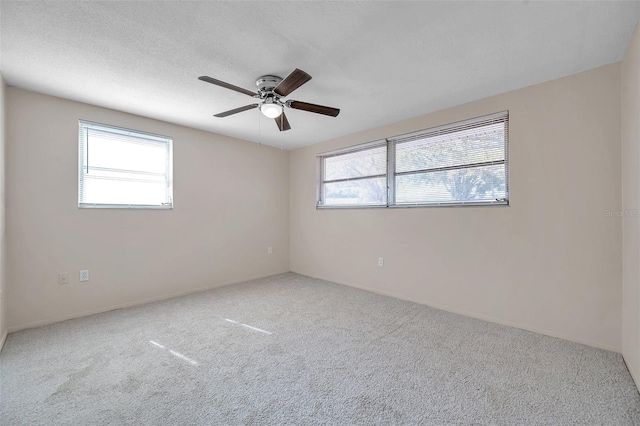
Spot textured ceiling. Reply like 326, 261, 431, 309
1, 1, 639, 150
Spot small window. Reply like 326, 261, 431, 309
319, 142, 387, 207
317, 111, 508, 208
78, 121, 173, 209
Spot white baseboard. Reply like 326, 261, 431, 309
0, 329, 7, 353
295, 271, 621, 353
7, 271, 289, 333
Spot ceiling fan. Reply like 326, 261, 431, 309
198, 68, 340, 131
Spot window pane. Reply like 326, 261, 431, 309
324, 177, 387, 206
81, 176, 167, 205
324, 145, 386, 181
88, 130, 167, 174
396, 122, 505, 173
396, 164, 506, 204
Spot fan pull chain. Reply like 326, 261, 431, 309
258, 112, 262, 147
280, 114, 284, 151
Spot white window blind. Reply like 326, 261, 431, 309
391, 112, 508, 206
78, 121, 173, 208
317, 111, 509, 209
320, 142, 387, 206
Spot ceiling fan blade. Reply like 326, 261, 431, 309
287, 100, 340, 117
274, 112, 291, 131
214, 104, 259, 117
199, 76, 257, 97
274, 68, 312, 97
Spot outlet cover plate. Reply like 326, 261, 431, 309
80, 270, 89, 282
58, 272, 69, 285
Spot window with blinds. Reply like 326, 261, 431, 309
78, 121, 173, 209
392, 112, 508, 206
317, 111, 508, 208
319, 142, 387, 206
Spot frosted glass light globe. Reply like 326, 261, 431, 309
261, 101, 282, 118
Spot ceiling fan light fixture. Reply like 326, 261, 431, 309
260, 99, 282, 118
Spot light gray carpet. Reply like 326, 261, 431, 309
1, 273, 639, 425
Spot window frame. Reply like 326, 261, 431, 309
317, 111, 509, 209
78, 120, 174, 209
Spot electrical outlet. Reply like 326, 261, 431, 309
80, 270, 89, 282
378, 257, 384, 267
58, 272, 69, 285
268, 247, 273, 255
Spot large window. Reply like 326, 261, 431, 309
78, 121, 173, 209
318, 111, 508, 208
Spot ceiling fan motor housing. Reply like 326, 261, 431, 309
256, 75, 283, 96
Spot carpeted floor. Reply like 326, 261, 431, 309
1, 273, 639, 425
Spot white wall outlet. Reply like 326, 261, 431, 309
268, 247, 273, 255
58, 272, 69, 285
80, 270, 89, 282
378, 257, 384, 267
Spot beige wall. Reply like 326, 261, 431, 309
622, 23, 640, 387
290, 63, 622, 351
0, 74, 6, 346
6, 88, 289, 331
